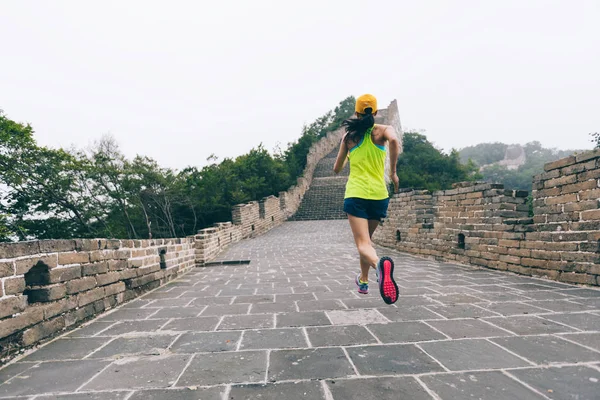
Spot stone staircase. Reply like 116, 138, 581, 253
290, 148, 349, 221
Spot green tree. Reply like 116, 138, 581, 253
459, 142, 508, 166
397, 132, 480, 191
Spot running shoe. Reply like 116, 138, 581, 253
376, 256, 399, 304
355, 274, 369, 295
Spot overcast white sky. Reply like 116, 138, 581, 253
1, 0, 599, 170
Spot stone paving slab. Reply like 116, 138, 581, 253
1, 220, 600, 399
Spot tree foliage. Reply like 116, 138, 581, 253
0, 98, 354, 241
459, 142, 508, 166
397, 132, 481, 191
463, 141, 580, 191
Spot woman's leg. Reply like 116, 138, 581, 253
348, 214, 379, 282
368, 219, 380, 239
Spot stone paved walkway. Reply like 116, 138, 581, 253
1, 220, 600, 399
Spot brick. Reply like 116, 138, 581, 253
127, 258, 144, 268
534, 169, 560, 182
47, 266, 82, 283
534, 187, 561, 198
561, 180, 598, 194
508, 248, 531, 258
552, 232, 588, 242
15, 255, 58, 275
0, 241, 40, 258
38, 239, 76, 253
0, 308, 44, 339
74, 239, 101, 252
0, 296, 28, 319
530, 250, 561, 261
575, 149, 600, 163
4, 277, 26, 295
571, 221, 600, 231
544, 156, 577, 172
25, 284, 67, 303
577, 169, 600, 181
58, 252, 91, 265
82, 262, 109, 276
521, 258, 549, 268
498, 240, 520, 248
22, 316, 66, 346
499, 255, 521, 264
581, 209, 600, 221
66, 277, 97, 295
77, 287, 105, 307
561, 252, 600, 264
40, 297, 77, 319
580, 188, 600, 201
563, 201, 598, 213
104, 282, 126, 296
95, 271, 122, 286
545, 193, 578, 205
0, 261, 15, 278
558, 272, 596, 285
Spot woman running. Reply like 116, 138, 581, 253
333, 94, 400, 304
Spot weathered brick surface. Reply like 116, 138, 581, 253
0, 236, 195, 359
0, 296, 28, 319
15, 256, 58, 275
372, 149, 600, 287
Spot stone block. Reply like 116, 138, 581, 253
25, 284, 67, 303
0, 241, 40, 258
544, 156, 577, 172
0, 295, 28, 319
545, 193, 578, 205
22, 316, 66, 346
15, 255, 58, 275
81, 262, 109, 276
77, 287, 105, 307
558, 272, 596, 285
581, 209, 600, 221
38, 239, 76, 253
0, 261, 15, 278
3, 277, 26, 296
74, 239, 101, 252
575, 149, 600, 163
0, 308, 44, 339
47, 265, 82, 283
58, 252, 91, 265
95, 271, 122, 286
104, 282, 126, 296
561, 180, 597, 194
66, 277, 98, 295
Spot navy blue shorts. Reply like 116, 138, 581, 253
343, 197, 390, 221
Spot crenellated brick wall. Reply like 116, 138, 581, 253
374, 149, 600, 286
0, 238, 194, 360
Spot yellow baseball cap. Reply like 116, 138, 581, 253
355, 94, 378, 114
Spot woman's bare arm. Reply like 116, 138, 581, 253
383, 126, 400, 192
333, 135, 348, 174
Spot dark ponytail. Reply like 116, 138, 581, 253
342, 108, 375, 146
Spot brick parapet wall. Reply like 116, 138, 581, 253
0, 238, 194, 360
374, 149, 600, 286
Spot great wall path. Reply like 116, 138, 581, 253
1, 151, 600, 399
1, 220, 599, 399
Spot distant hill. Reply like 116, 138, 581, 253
459, 142, 582, 191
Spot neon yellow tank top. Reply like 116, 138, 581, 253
344, 126, 388, 200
